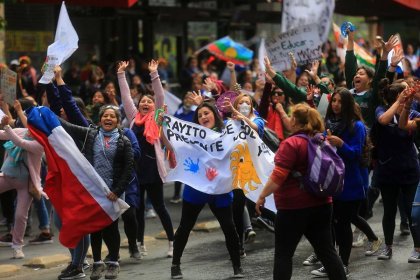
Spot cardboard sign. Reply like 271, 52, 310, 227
0, 68, 17, 106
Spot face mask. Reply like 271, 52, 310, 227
238, 103, 251, 116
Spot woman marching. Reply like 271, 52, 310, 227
168, 102, 244, 279
255, 103, 347, 280
117, 60, 175, 257
59, 105, 134, 280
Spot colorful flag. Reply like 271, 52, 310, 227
203, 36, 253, 66
162, 115, 276, 212
26, 106, 129, 248
333, 23, 376, 69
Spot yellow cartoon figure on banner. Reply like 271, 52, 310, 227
230, 143, 261, 194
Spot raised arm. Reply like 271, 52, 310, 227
149, 59, 165, 109
226, 62, 238, 90
45, 82, 63, 117
345, 30, 357, 89
258, 80, 273, 119
117, 61, 138, 122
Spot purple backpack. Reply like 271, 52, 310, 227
293, 133, 345, 197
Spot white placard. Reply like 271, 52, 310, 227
281, 0, 334, 43
266, 24, 323, 72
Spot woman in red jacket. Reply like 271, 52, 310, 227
255, 103, 347, 280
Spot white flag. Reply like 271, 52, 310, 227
39, 1, 79, 84
258, 38, 267, 72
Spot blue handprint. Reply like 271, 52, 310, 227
183, 157, 200, 174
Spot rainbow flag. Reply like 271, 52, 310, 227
203, 36, 253, 66
333, 23, 376, 69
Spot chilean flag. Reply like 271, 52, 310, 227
26, 107, 129, 248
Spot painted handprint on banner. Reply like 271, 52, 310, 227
184, 157, 200, 173
205, 167, 218, 181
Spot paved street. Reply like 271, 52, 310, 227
0, 183, 419, 280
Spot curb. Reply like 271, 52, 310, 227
23, 254, 70, 269
155, 229, 179, 240
0, 265, 20, 278
193, 220, 220, 232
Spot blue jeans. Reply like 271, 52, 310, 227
34, 196, 52, 230
411, 185, 420, 239
53, 210, 90, 268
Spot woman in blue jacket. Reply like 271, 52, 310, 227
312, 88, 381, 277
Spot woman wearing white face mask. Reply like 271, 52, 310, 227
224, 93, 265, 257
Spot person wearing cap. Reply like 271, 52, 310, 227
17, 56, 37, 99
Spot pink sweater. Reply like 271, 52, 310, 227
118, 71, 168, 181
0, 127, 44, 193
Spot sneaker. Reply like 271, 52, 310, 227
352, 232, 366, 248
61, 263, 73, 274
365, 238, 383, 256
59, 266, 86, 280
168, 241, 174, 258
244, 229, 256, 244
29, 232, 53, 245
83, 260, 90, 271
171, 265, 183, 279
0, 233, 12, 246
344, 266, 350, 277
90, 262, 106, 280
303, 253, 320, 266
233, 266, 244, 278
408, 250, 420, 263
256, 217, 275, 233
140, 244, 148, 256
104, 263, 119, 279
240, 248, 246, 259
311, 266, 327, 277
170, 196, 182, 204
12, 248, 24, 259
400, 222, 411, 236
145, 208, 157, 219
129, 244, 142, 260
377, 246, 393, 260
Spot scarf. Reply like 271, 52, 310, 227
266, 107, 285, 140
134, 111, 160, 145
325, 116, 347, 136
3, 134, 32, 166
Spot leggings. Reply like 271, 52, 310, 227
333, 200, 378, 266
274, 204, 346, 280
122, 207, 138, 250
137, 182, 174, 244
0, 176, 32, 248
172, 200, 241, 268
91, 219, 120, 262
379, 183, 420, 247
232, 189, 246, 248
0, 189, 16, 231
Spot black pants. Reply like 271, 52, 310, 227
172, 200, 241, 268
91, 219, 120, 262
232, 189, 246, 248
122, 207, 138, 251
0, 190, 16, 231
379, 183, 420, 247
273, 204, 346, 280
333, 200, 378, 266
174, 181, 182, 197
137, 183, 174, 243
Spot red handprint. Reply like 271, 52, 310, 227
205, 167, 218, 181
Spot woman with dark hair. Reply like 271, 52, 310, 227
170, 101, 243, 279
86, 90, 111, 125
256, 103, 347, 280
60, 105, 134, 280
373, 79, 420, 261
311, 88, 382, 277
118, 60, 175, 258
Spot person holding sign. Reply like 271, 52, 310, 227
169, 102, 244, 279
117, 60, 175, 258
255, 103, 347, 280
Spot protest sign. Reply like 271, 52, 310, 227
39, 2, 78, 84
281, 0, 334, 43
0, 68, 17, 106
162, 115, 276, 212
266, 24, 323, 72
